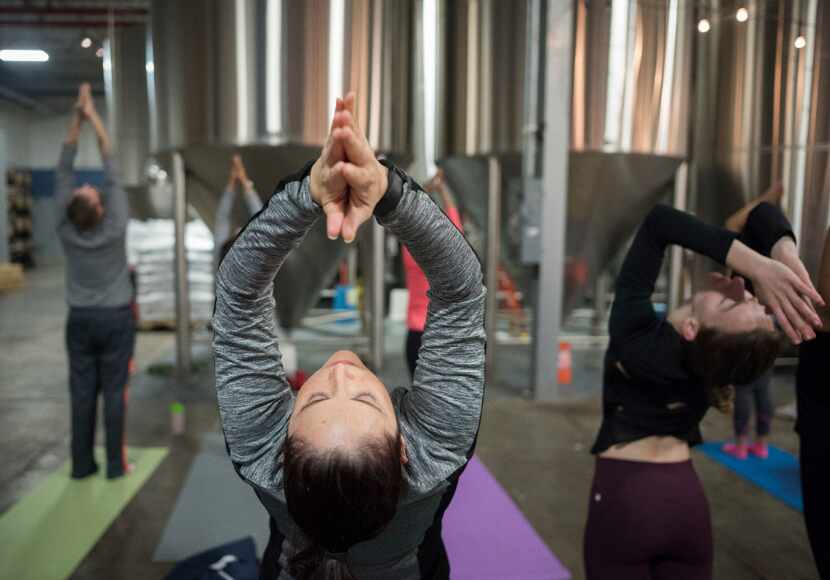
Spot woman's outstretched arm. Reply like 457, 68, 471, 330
725, 183, 783, 233
335, 112, 485, 492
610, 205, 737, 341
379, 165, 485, 488
213, 102, 355, 492
212, 161, 319, 492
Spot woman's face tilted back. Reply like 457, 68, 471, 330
690, 273, 776, 334
288, 350, 404, 458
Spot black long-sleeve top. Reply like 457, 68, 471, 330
591, 203, 794, 454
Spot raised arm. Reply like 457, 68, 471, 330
610, 205, 736, 340
430, 169, 464, 232
55, 90, 85, 211
214, 162, 240, 253
378, 166, 485, 482
725, 183, 783, 233
213, 163, 319, 491
82, 88, 128, 237
726, 202, 824, 342
234, 154, 264, 216
332, 100, 485, 489
78, 84, 112, 159
213, 105, 352, 491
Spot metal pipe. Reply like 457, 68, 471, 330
172, 152, 192, 379
0, 84, 53, 114
533, 0, 573, 402
0, 20, 142, 27
522, 0, 544, 179
593, 273, 609, 334
369, 221, 385, 370
0, 6, 147, 16
485, 156, 501, 379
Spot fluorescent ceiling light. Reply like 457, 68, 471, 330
0, 49, 49, 62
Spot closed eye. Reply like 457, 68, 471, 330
299, 394, 329, 413
353, 392, 383, 413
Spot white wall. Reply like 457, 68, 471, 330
0, 100, 106, 169
0, 100, 109, 263
0, 102, 31, 167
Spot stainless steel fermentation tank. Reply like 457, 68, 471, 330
147, 0, 414, 330
104, 23, 155, 219
428, 0, 692, 319
693, 0, 830, 280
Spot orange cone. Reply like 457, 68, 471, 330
558, 341, 573, 385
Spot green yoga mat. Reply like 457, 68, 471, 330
0, 446, 168, 580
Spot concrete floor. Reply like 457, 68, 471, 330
0, 265, 819, 579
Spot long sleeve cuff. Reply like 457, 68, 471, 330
59, 143, 78, 171
742, 202, 796, 257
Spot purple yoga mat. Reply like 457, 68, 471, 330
442, 456, 571, 580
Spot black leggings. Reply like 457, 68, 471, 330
797, 333, 830, 579
405, 329, 423, 379
584, 457, 713, 580
799, 434, 830, 579
733, 371, 773, 438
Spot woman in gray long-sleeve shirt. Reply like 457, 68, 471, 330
213, 98, 485, 580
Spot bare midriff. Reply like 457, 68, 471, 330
600, 435, 691, 463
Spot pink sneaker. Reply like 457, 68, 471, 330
749, 442, 769, 460
722, 442, 749, 460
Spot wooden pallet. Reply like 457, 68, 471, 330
0, 263, 24, 292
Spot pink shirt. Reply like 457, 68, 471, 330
402, 206, 463, 331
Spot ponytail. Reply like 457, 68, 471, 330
288, 543, 356, 580
684, 326, 782, 413
283, 432, 405, 580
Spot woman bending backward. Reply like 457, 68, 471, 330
584, 202, 824, 580
213, 94, 485, 580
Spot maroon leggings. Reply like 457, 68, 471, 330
584, 457, 713, 580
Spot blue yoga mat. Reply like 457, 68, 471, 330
697, 442, 803, 511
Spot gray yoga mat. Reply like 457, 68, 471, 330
153, 434, 270, 561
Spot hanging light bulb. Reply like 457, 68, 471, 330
81, 37, 92, 49
96, 47, 104, 58
794, 35, 807, 49
736, 8, 749, 22
697, 18, 711, 33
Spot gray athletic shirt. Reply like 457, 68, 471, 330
213, 163, 485, 579
55, 143, 132, 308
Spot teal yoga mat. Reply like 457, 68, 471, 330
698, 442, 802, 511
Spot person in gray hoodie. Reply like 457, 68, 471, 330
213, 93, 485, 580
56, 83, 134, 480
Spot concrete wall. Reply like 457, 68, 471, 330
0, 102, 106, 169
0, 100, 109, 262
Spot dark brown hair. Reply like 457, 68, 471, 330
684, 327, 783, 412
283, 431, 405, 580
67, 192, 101, 231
